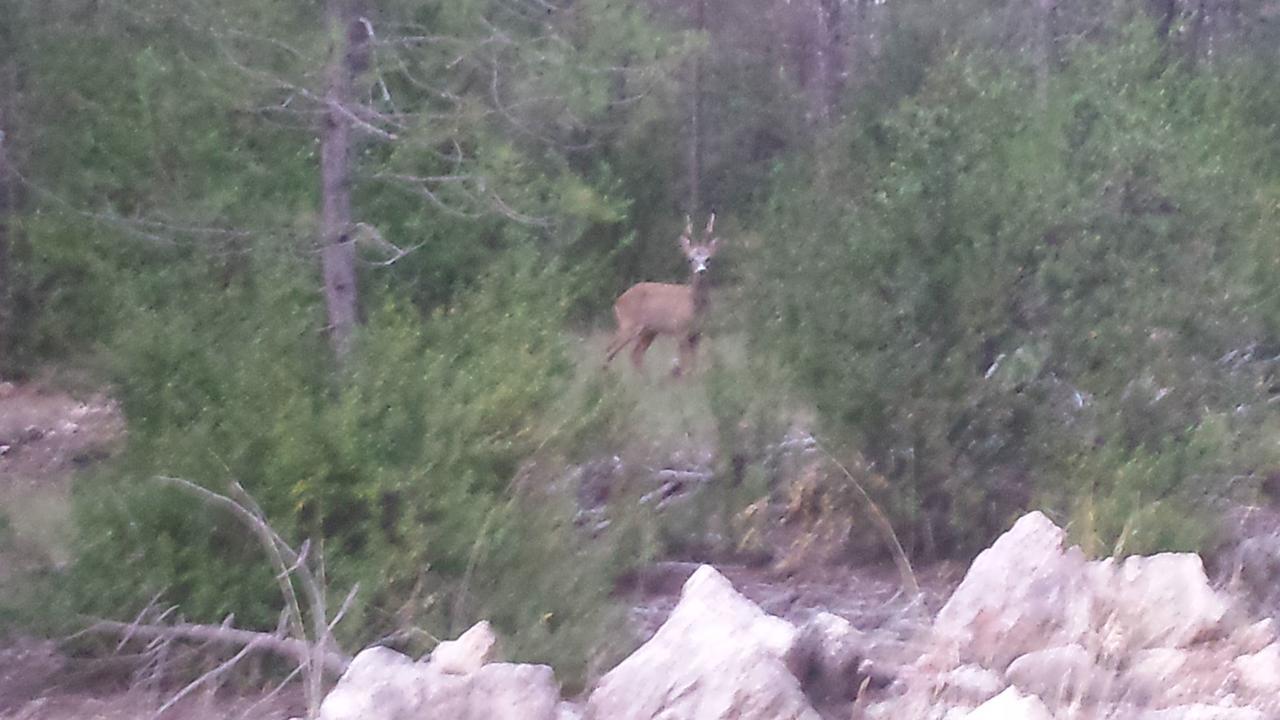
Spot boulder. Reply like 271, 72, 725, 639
931, 512, 1234, 672
962, 687, 1054, 720
932, 512, 1094, 669
319, 644, 560, 720
318, 647, 423, 720
586, 565, 819, 720
1004, 644, 1103, 701
426, 663, 561, 720
1229, 619, 1276, 656
786, 611, 865, 701
1096, 554, 1228, 653
429, 620, 499, 675
1232, 643, 1280, 695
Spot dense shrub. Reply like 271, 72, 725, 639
745, 23, 1280, 557
69, 250, 626, 685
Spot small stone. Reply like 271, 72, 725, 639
1125, 647, 1190, 699
430, 621, 499, 675
556, 702, 584, 720
1005, 644, 1101, 700
963, 687, 1053, 720
944, 664, 1005, 703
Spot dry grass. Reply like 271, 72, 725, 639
568, 328, 749, 458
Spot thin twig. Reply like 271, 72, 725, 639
812, 440, 920, 597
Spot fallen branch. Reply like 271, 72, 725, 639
80, 619, 351, 676
75, 477, 360, 719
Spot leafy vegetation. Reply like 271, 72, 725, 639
746, 22, 1280, 556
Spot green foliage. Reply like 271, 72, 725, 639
746, 20, 1280, 557
68, 251, 624, 687
1060, 439, 1214, 559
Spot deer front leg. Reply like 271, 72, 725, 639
673, 333, 700, 377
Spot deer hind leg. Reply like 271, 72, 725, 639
631, 330, 657, 369
604, 320, 638, 365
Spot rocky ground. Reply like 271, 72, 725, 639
5, 380, 1280, 720
319, 512, 1280, 720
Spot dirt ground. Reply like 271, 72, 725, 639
0, 382, 122, 582
0, 635, 303, 720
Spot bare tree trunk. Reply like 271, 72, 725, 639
0, 58, 18, 372
1149, 0, 1179, 39
811, 0, 842, 128
687, 0, 705, 216
1187, 0, 1207, 66
320, 0, 364, 360
1034, 0, 1057, 111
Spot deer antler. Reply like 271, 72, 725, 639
681, 215, 694, 252
704, 212, 716, 238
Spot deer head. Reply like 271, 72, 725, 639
679, 213, 719, 277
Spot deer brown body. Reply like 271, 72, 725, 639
605, 214, 720, 376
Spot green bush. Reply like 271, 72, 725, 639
744, 21, 1280, 557
68, 250, 625, 687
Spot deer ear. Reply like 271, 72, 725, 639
680, 215, 694, 253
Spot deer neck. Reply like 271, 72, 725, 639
690, 272, 711, 316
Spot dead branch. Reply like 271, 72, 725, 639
80, 619, 350, 676
93, 477, 362, 718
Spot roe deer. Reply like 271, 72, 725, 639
605, 213, 720, 376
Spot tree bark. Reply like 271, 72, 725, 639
811, 0, 842, 128
1187, 0, 1207, 67
320, 0, 364, 360
687, 0, 705, 216
1034, 0, 1057, 111
1149, 0, 1179, 39
0, 57, 18, 372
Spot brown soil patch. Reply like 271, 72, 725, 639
0, 381, 123, 485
